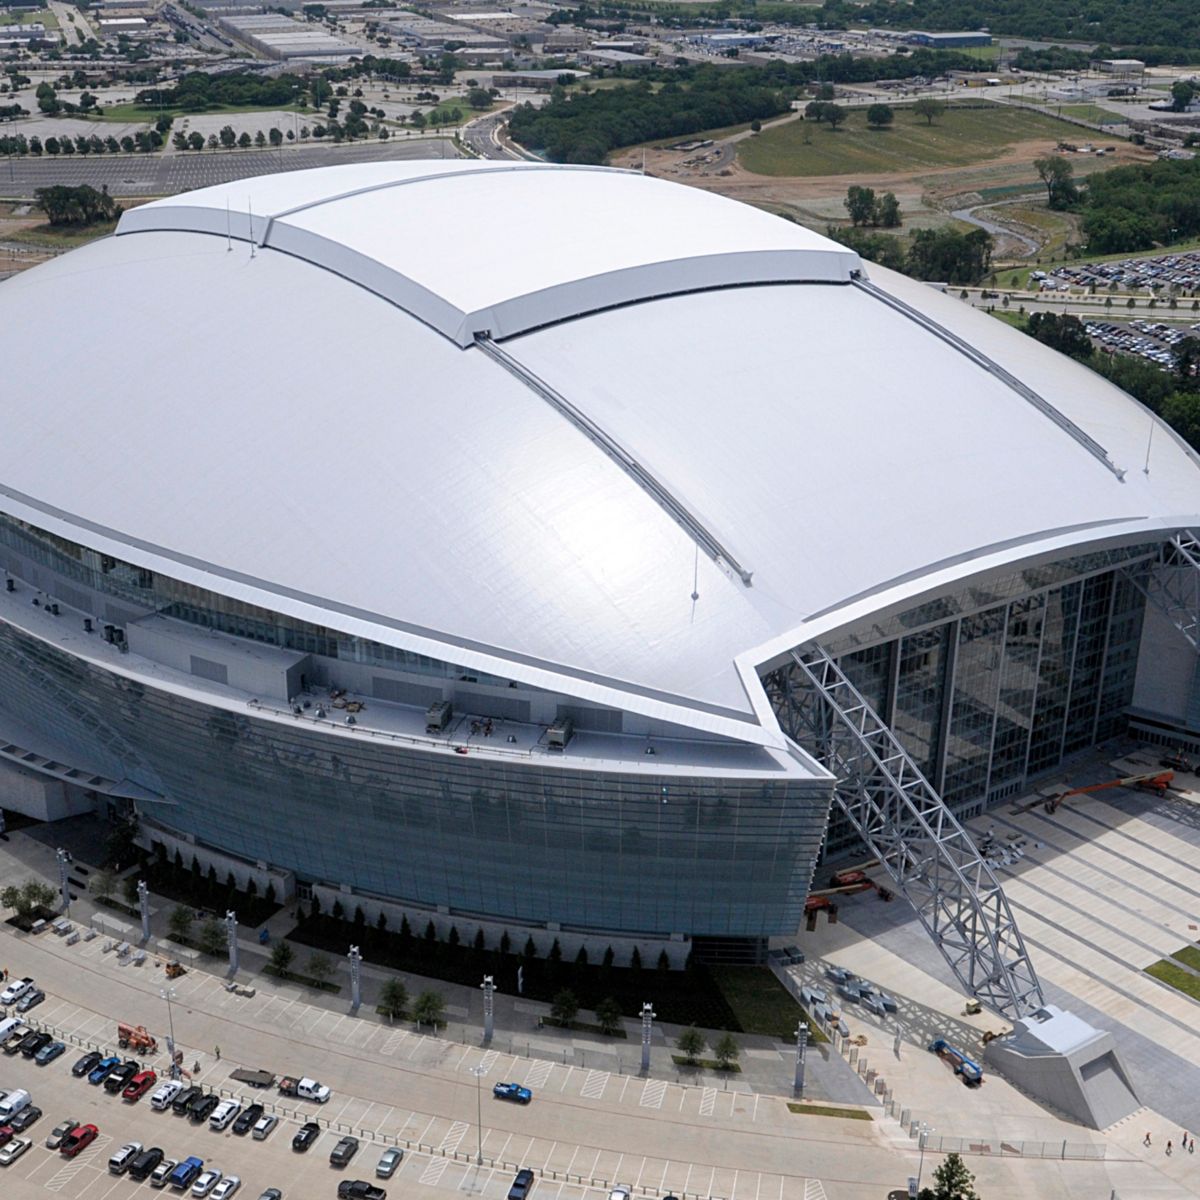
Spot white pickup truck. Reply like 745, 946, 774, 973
0, 977, 33, 1007
278, 1076, 331, 1103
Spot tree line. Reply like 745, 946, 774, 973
34, 184, 121, 226
1080, 155, 1200, 255
134, 71, 308, 112
825, 221, 995, 285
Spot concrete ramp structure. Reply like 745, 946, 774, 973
985, 1005, 1139, 1130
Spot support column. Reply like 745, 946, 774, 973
225, 910, 238, 976
481, 975, 495, 1044
793, 1022, 808, 1094
137, 879, 150, 944
349, 945, 362, 1012
56, 848, 71, 916
640, 1002, 655, 1073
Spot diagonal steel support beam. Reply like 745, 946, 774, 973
1123, 531, 1200, 651
769, 645, 1044, 1022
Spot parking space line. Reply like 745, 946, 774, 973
558, 1066, 575, 1092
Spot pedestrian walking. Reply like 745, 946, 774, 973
192, 1060, 200, 1074
214, 1045, 221, 1060
1145, 1132, 1153, 1146
1167, 1140, 1173, 1156
1190, 1138, 1195, 1155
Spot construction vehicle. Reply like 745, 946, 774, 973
1037, 770, 1175, 815
164, 961, 186, 980
928, 1038, 983, 1085
117, 1023, 158, 1054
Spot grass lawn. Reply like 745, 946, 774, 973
708, 965, 828, 1043
787, 1102, 873, 1120
738, 104, 1097, 178
988, 309, 1027, 329
995, 202, 1078, 260
0, 6, 56, 26
1057, 103, 1125, 126
1146, 958, 1200, 1002
1171, 945, 1200, 972
95, 101, 304, 123
2, 220, 117, 249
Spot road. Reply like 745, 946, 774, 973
461, 110, 527, 161
0, 138, 460, 199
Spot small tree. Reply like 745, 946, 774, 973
575, 945, 589, 967
331, 898, 345, 921
523, 935, 537, 960
379, 977, 408, 1021
448, 924, 460, 947
630, 946, 642, 972
122, 875, 141, 907
866, 102, 894, 129
376, 910, 388, 933
311, 891, 322, 916
595, 996, 622, 1036
548, 937, 562, 963
713, 1032, 740, 1070
602, 945, 615, 970
90, 868, 118, 902
473, 927, 485, 954
551, 988, 579, 1025
265, 881, 276, 905
424, 920, 437, 944
918, 1151, 979, 1200
197, 916, 225, 957
307, 952, 334, 984
270, 940, 294, 974
499, 930, 511, 955
823, 103, 846, 130
168, 904, 193, 942
913, 97, 946, 126
1, 879, 58, 920
676, 1026, 705, 1064
413, 989, 446, 1028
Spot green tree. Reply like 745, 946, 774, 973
268, 126, 283, 146
918, 1151, 979, 1200
254, 129, 266, 147
844, 184, 877, 227
595, 996, 623, 1035
0, 879, 58, 919
90, 868, 118, 902
197, 916, 225, 957
877, 191, 901, 227
913, 97, 946, 126
676, 1026, 705, 1064
866, 102, 894, 128
412, 989, 446, 1027
823, 103, 846, 130
269, 940, 294, 973
804, 100, 825, 123
467, 86, 491, 109
378, 977, 408, 1021
219, 124, 236, 148
168, 904, 193, 942
1171, 80, 1196, 112
1033, 154, 1079, 210
237, 131, 252, 148
713, 1032, 740, 1070
551, 988, 579, 1025
307, 952, 334, 984
410, 110, 426, 130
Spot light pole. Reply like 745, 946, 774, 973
348, 945, 361, 1012
137, 879, 150, 944
55, 848, 71, 916
469, 1063, 486, 1165
916, 1122, 933, 1193
793, 1021, 808, 1094
161, 987, 179, 1079
481, 975, 495, 1043
225, 910, 238, 976
640, 1002, 655, 1074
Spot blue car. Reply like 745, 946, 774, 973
492, 1082, 532, 1104
168, 1156, 204, 1189
88, 1055, 121, 1085
35, 1040, 66, 1066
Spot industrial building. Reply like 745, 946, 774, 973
218, 11, 361, 60
1, 163, 1199, 995
907, 30, 992, 48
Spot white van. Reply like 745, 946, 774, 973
0, 1088, 31, 1122
0, 1016, 23, 1043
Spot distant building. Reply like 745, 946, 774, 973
491, 67, 588, 89
1097, 58, 1145, 78
579, 48, 650, 67
0, 20, 46, 44
907, 30, 992, 48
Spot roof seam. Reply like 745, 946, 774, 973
853, 276, 1127, 482
474, 333, 754, 588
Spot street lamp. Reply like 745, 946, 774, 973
916, 1122, 934, 1193
160, 987, 180, 1080
469, 1063, 486, 1165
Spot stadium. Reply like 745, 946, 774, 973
1, 160, 1199, 972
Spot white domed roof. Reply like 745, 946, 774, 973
1, 160, 1197, 746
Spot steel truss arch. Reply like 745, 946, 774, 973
1123, 530, 1200, 650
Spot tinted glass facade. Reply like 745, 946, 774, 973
0, 516, 831, 939
767, 547, 1153, 855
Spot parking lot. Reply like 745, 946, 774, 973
1042, 248, 1200, 294
1083, 317, 1200, 368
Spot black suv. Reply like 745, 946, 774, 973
330, 1135, 359, 1167
171, 1085, 202, 1115
103, 1061, 140, 1094
231, 1103, 263, 1136
507, 1168, 535, 1200
20, 1032, 52, 1059
129, 1147, 164, 1181
292, 1121, 320, 1152
188, 1093, 220, 1123
336, 1183, 385, 1200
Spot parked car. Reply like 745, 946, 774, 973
211, 1176, 241, 1200
292, 1122, 319, 1152
1, 1027, 28, 1054
191, 1167, 223, 1197
0, 1127, 14, 1148
251, 1113, 278, 1141
72, 1050, 102, 1077
255, 1191, 281, 1200
0, 976, 33, 1006
168, 1157, 204, 1190
149, 1157, 179, 1189
19, 1031, 51, 1058
103, 1060, 141, 1094
108, 1141, 143, 1175
507, 1168, 535, 1200
88, 1055, 122, 1085
330, 1135, 359, 1167
232, 1104, 263, 1135
0, 1135, 30, 1166
376, 1147, 403, 1178
336, 1183, 386, 1200
129, 1147, 165, 1181
150, 1080, 183, 1110
35, 1040, 66, 1066
15, 989, 45, 1014
61, 1124, 99, 1158
123, 1070, 158, 1101
8, 1105, 41, 1133
209, 1100, 241, 1131
172, 1085, 202, 1115
607, 1188, 632, 1200
189, 1093, 220, 1123
45, 1117, 77, 1149
493, 1082, 532, 1104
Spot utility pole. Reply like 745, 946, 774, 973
56, 848, 71, 916
349, 945, 362, 1012
470, 1063, 486, 1165
794, 1021, 808, 1094
640, 1002, 655, 1073
161, 987, 180, 1079
481, 975, 495, 1043
137, 879, 150, 944
225, 910, 238, 976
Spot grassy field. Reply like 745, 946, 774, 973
2, 220, 118, 249
1146, 958, 1200, 1002
1057, 103, 1125, 126
708, 965, 827, 1043
786, 1102, 873, 1120
995, 202, 1079, 260
0, 6, 56, 26
738, 104, 1092, 178
95, 101, 304, 123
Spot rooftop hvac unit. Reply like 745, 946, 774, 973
547, 718, 574, 751
425, 700, 453, 734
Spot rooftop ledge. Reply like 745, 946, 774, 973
115, 161, 863, 346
